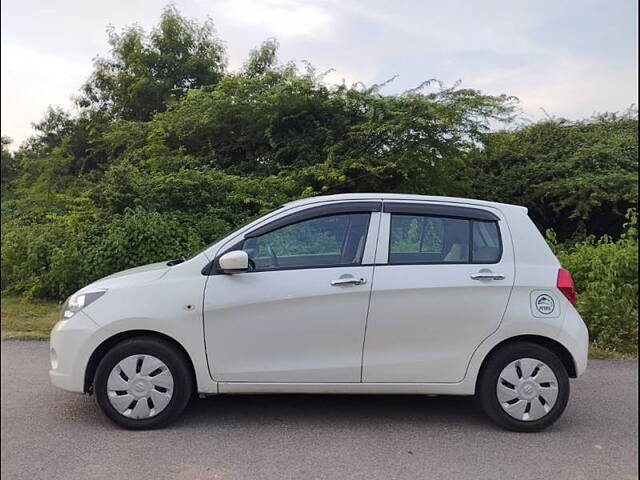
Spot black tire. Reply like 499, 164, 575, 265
477, 342, 570, 432
94, 336, 193, 430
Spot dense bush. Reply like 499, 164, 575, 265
466, 113, 638, 240
1, 208, 202, 298
548, 210, 638, 354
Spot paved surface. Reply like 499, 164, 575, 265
1, 341, 637, 480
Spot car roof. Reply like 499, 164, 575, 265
283, 193, 527, 213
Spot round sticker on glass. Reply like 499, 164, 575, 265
535, 294, 555, 315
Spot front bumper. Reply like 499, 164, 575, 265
49, 310, 110, 393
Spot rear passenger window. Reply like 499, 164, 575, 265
389, 215, 502, 264
390, 215, 470, 264
472, 221, 501, 263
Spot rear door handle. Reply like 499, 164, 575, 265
331, 276, 367, 286
470, 272, 505, 281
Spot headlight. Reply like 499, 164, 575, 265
61, 290, 107, 320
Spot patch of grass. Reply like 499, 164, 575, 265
589, 343, 637, 360
1, 296, 60, 340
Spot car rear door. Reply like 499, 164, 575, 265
362, 201, 515, 383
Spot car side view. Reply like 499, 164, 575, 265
49, 194, 588, 431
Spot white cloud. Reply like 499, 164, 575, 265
327, 0, 540, 55
1, 43, 91, 147
207, 0, 335, 39
320, 68, 365, 88
469, 57, 639, 120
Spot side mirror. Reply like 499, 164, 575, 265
218, 250, 249, 273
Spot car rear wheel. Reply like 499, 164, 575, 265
94, 337, 193, 430
477, 342, 570, 432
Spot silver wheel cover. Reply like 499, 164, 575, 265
107, 354, 174, 419
497, 358, 559, 421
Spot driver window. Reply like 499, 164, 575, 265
242, 213, 370, 271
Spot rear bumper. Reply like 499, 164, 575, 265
49, 311, 110, 393
559, 306, 589, 377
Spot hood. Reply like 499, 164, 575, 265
82, 261, 171, 291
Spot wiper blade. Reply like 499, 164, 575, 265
166, 255, 187, 267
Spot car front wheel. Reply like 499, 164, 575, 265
477, 342, 570, 432
94, 337, 193, 430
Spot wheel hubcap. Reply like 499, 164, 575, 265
106, 354, 174, 419
496, 358, 559, 421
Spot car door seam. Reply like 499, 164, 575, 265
201, 273, 219, 390
460, 208, 517, 381
359, 209, 384, 382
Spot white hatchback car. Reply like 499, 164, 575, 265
50, 194, 588, 431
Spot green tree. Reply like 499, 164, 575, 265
78, 5, 226, 121
243, 39, 280, 77
465, 110, 638, 241
1, 136, 19, 188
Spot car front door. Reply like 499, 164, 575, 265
362, 202, 515, 383
203, 202, 381, 383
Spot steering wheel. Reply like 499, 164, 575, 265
267, 244, 279, 268
247, 258, 256, 272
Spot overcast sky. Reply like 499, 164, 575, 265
1, 0, 638, 148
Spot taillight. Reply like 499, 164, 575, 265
557, 268, 577, 306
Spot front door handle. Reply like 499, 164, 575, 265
331, 276, 367, 286
470, 271, 505, 281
